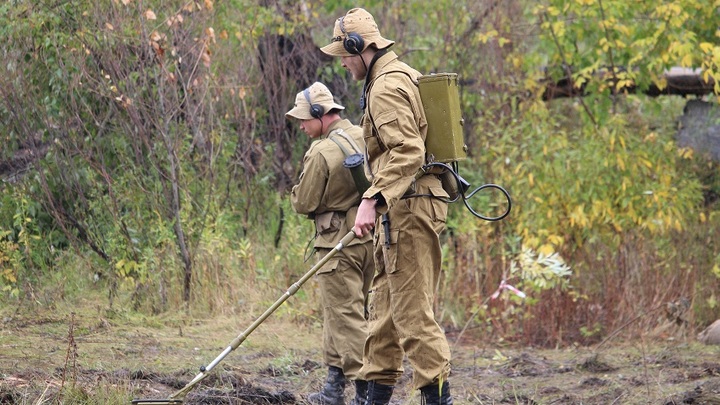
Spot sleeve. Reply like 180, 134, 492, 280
291, 147, 329, 216
363, 81, 425, 211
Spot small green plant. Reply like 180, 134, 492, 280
0, 229, 20, 297
510, 245, 572, 292
580, 323, 603, 339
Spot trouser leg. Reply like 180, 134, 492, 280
316, 243, 373, 380
361, 196, 452, 389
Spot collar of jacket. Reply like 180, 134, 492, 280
367, 50, 399, 82
322, 118, 353, 139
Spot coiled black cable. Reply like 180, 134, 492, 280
403, 161, 512, 222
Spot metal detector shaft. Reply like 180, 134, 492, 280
164, 230, 357, 401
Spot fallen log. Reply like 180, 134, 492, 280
543, 67, 716, 100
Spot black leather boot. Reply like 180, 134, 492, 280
308, 366, 346, 405
348, 379, 368, 405
365, 381, 394, 405
420, 381, 454, 405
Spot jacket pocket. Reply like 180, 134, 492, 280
315, 211, 341, 234
373, 110, 402, 149
429, 186, 449, 223
315, 256, 340, 275
363, 117, 386, 156
374, 109, 398, 129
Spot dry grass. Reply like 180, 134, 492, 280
2, 295, 720, 404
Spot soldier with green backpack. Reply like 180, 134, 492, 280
321, 7, 455, 405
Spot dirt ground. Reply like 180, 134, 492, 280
1, 309, 720, 404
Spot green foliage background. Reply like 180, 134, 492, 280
1, 0, 719, 347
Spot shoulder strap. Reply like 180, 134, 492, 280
332, 129, 362, 155
328, 128, 373, 181
328, 128, 362, 156
328, 135, 351, 157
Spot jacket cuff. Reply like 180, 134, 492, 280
364, 189, 390, 215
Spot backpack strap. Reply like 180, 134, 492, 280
329, 128, 363, 155
329, 128, 373, 182
328, 134, 352, 157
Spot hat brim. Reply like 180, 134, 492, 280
370, 36, 394, 50
286, 102, 345, 120
326, 102, 346, 112
321, 35, 394, 57
285, 106, 314, 120
320, 41, 353, 57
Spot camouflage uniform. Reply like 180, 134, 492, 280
359, 50, 452, 390
291, 118, 374, 380
320, 8, 455, 403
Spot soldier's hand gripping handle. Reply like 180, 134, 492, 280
354, 198, 377, 237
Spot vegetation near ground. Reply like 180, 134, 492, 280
2, 0, 720, 404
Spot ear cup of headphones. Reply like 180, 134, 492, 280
339, 17, 364, 55
303, 88, 325, 119
309, 103, 324, 119
343, 32, 364, 55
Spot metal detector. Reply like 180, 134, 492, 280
131, 230, 357, 405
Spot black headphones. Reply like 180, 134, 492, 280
340, 16, 364, 55
303, 88, 324, 119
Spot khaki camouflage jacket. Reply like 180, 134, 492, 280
291, 119, 372, 248
361, 51, 430, 213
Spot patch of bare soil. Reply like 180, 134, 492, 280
2, 313, 720, 404
443, 338, 720, 405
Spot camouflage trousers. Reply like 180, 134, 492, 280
315, 240, 374, 380
360, 175, 452, 389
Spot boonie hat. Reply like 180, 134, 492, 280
285, 82, 345, 120
320, 8, 394, 57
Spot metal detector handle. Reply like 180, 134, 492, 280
227, 230, 356, 352
167, 230, 357, 401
